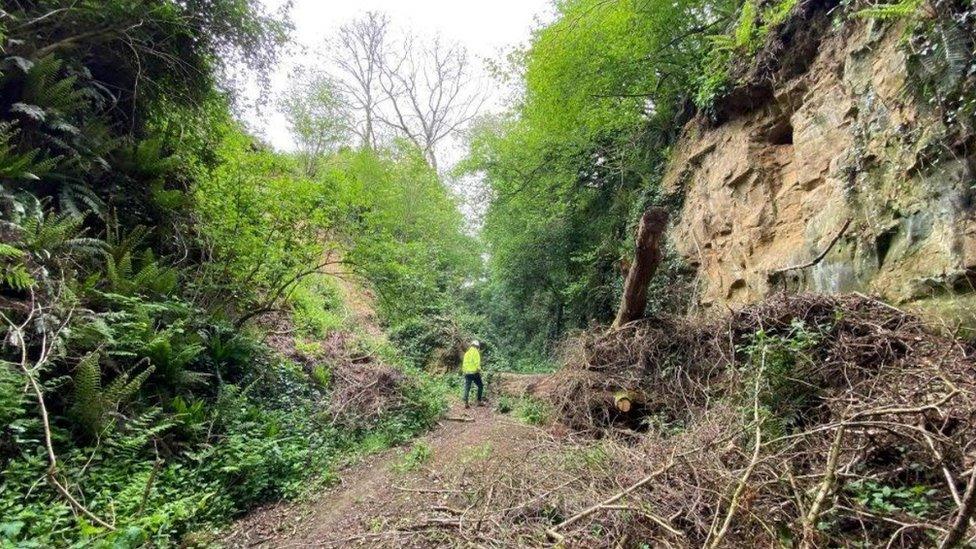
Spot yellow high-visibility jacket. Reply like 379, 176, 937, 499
462, 347, 481, 374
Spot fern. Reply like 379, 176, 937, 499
108, 408, 176, 457
70, 351, 156, 437
59, 182, 106, 218
925, 23, 969, 95
0, 243, 23, 259
70, 352, 104, 436
20, 57, 88, 116
855, 0, 924, 19
0, 123, 57, 181
0, 242, 33, 290
145, 332, 207, 389
734, 0, 759, 51
104, 240, 179, 297
2, 263, 33, 290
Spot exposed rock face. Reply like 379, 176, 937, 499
666, 17, 976, 317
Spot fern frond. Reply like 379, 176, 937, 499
59, 182, 106, 218
0, 243, 24, 259
855, 0, 923, 19
2, 264, 34, 290
104, 364, 155, 406
70, 352, 104, 435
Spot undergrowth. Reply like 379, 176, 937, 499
495, 395, 553, 426
0, 333, 448, 547
695, 0, 800, 111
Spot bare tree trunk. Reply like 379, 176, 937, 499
611, 208, 669, 329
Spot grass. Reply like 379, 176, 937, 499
290, 274, 347, 338
391, 442, 433, 473
495, 394, 552, 426
460, 443, 493, 464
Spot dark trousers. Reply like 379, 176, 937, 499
463, 373, 484, 403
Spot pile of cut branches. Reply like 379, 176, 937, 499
541, 293, 976, 547
327, 361, 408, 430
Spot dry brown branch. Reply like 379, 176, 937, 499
443, 416, 476, 423
940, 465, 976, 548
1, 295, 116, 531
769, 218, 852, 276
704, 356, 765, 549
547, 457, 679, 542
539, 293, 976, 547
801, 424, 846, 547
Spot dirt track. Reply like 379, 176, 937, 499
223, 401, 544, 547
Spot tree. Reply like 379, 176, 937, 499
332, 12, 390, 150
463, 0, 736, 361
280, 71, 350, 176
330, 12, 485, 170
378, 34, 485, 171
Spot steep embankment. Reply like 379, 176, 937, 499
665, 6, 976, 320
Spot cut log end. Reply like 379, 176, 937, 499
613, 391, 635, 413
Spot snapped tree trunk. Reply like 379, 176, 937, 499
611, 208, 669, 329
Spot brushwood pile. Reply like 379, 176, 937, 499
547, 293, 976, 546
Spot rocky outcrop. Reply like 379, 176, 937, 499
665, 13, 976, 321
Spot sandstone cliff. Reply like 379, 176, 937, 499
665, 3, 976, 325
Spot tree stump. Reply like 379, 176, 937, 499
611, 208, 669, 329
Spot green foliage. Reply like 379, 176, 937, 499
290, 275, 346, 338
70, 352, 156, 437
101, 226, 179, 297
0, 3, 440, 546
0, 243, 33, 291
0, 2, 489, 547
737, 319, 824, 434
280, 71, 350, 176
902, 3, 976, 133
464, 0, 737, 363
391, 442, 433, 473
0, 123, 56, 182
194, 129, 341, 322
2, 352, 447, 546
311, 364, 332, 387
328, 146, 480, 328
495, 394, 551, 426
854, 0, 924, 19
0, 360, 31, 446
846, 481, 940, 517
694, 0, 800, 111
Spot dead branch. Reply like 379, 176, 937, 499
769, 218, 852, 276
1, 295, 116, 531
940, 465, 976, 548
547, 457, 679, 542
704, 355, 765, 549
801, 424, 846, 547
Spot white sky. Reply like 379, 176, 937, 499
247, 0, 556, 163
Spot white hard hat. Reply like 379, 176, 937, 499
471, 340, 480, 347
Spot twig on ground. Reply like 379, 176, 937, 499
704, 352, 766, 549
940, 465, 976, 548
801, 423, 846, 547
546, 455, 681, 542
443, 416, 475, 423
